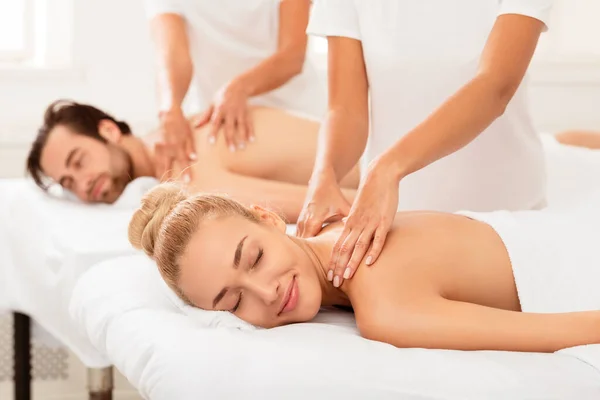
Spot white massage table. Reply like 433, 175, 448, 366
68, 136, 600, 399
0, 177, 158, 398
3, 135, 600, 398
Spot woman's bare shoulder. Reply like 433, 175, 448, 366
342, 211, 476, 310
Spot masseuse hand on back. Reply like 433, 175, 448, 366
197, 80, 255, 152
156, 106, 197, 182
298, 14, 545, 288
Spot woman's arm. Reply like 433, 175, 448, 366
361, 299, 600, 353
382, 14, 546, 181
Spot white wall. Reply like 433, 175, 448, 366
0, 0, 157, 177
528, 0, 600, 132
1, 0, 600, 178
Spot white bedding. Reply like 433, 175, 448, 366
70, 255, 600, 400
3, 134, 600, 395
70, 135, 600, 399
0, 177, 158, 366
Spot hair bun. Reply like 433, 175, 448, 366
128, 183, 187, 258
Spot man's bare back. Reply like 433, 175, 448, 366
149, 106, 359, 221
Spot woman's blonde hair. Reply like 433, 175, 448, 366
128, 183, 260, 304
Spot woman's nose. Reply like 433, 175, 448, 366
245, 279, 279, 305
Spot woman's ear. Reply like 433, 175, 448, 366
250, 205, 286, 232
98, 119, 123, 143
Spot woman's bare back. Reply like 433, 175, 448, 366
319, 211, 520, 314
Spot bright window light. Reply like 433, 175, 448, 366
0, 0, 31, 60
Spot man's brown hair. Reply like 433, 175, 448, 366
26, 100, 132, 189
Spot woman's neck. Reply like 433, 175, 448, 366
289, 234, 351, 308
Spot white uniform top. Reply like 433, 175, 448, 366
145, 0, 326, 119
308, 0, 553, 212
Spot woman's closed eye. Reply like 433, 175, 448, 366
250, 248, 264, 271
232, 293, 243, 313
231, 248, 264, 313
74, 153, 85, 170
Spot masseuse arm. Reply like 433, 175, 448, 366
206, 0, 312, 148
192, 171, 356, 223
230, 0, 310, 101
361, 299, 600, 352
296, 37, 369, 237
329, 14, 547, 285
150, 13, 195, 179
382, 14, 545, 180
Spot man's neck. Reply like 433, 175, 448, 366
120, 134, 156, 179
289, 235, 351, 308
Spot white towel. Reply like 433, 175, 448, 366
0, 177, 159, 366
460, 190, 600, 369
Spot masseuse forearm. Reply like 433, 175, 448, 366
313, 108, 369, 183
385, 74, 511, 180
157, 56, 192, 112
151, 15, 193, 111
385, 14, 543, 181
235, 48, 305, 98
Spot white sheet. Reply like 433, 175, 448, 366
69, 136, 600, 398
3, 132, 600, 376
70, 255, 600, 400
0, 177, 158, 366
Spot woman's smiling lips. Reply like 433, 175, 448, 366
278, 276, 299, 315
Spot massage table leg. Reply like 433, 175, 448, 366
13, 312, 31, 400
87, 366, 114, 400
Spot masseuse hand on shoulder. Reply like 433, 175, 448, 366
299, 14, 546, 288
156, 107, 196, 182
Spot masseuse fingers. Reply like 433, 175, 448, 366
185, 130, 197, 162
154, 144, 170, 181
328, 228, 347, 276
331, 227, 362, 288
159, 156, 174, 182
296, 208, 324, 238
193, 105, 214, 129
246, 109, 255, 143
343, 227, 376, 280
208, 108, 225, 146
224, 114, 237, 152
181, 138, 194, 183
365, 223, 390, 266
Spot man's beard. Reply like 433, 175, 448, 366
104, 146, 135, 204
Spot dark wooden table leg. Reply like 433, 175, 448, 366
88, 367, 113, 400
13, 312, 31, 400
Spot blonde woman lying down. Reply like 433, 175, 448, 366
128, 183, 600, 353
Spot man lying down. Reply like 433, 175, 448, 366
25, 100, 359, 221
129, 182, 600, 353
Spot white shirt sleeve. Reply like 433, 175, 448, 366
498, 0, 554, 31
306, 0, 361, 40
144, 0, 185, 20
